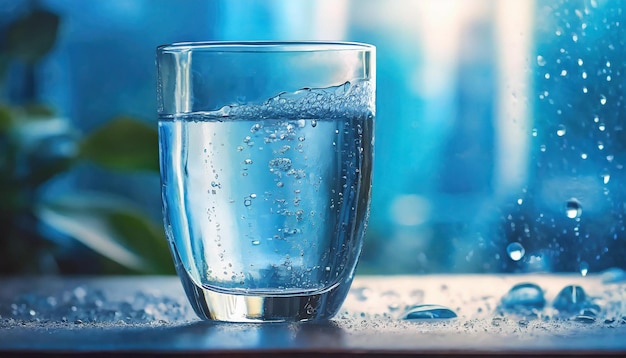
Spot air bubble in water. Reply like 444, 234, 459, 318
311, 120, 317, 128
251, 240, 260, 246
507, 242, 525, 261
600, 95, 607, 105
268, 157, 292, 171
556, 125, 566, 136
565, 198, 582, 219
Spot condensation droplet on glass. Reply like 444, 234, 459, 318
565, 198, 582, 219
580, 261, 589, 277
602, 171, 610, 184
507, 242, 525, 261
557, 125, 566, 136
537, 55, 547, 66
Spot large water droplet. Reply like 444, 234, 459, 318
553, 285, 587, 313
501, 283, 546, 311
507, 242, 525, 261
402, 304, 457, 320
565, 199, 582, 219
601, 267, 626, 283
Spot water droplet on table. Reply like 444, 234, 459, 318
553, 285, 587, 313
402, 304, 457, 320
501, 283, 546, 311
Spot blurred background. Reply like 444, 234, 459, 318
1, 0, 625, 276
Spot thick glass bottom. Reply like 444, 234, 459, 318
176, 268, 353, 322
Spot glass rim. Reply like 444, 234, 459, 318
157, 41, 375, 54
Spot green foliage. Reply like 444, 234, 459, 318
6, 9, 60, 64
80, 117, 160, 172
0, 7, 170, 275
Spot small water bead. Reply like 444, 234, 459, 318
537, 55, 547, 66
402, 304, 457, 320
565, 198, 582, 219
506, 242, 525, 261
556, 125, 567, 136
579, 261, 589, 276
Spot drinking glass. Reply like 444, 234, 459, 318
156, 41, 375, 322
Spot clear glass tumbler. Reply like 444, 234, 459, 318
156, 41, 375, 322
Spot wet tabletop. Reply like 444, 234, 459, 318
1, 274, 626, 356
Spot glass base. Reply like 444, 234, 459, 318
176, 269, 352, 322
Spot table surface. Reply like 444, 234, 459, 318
1, 274, 626, 356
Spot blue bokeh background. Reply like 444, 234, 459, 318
2, 0, 625, 275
